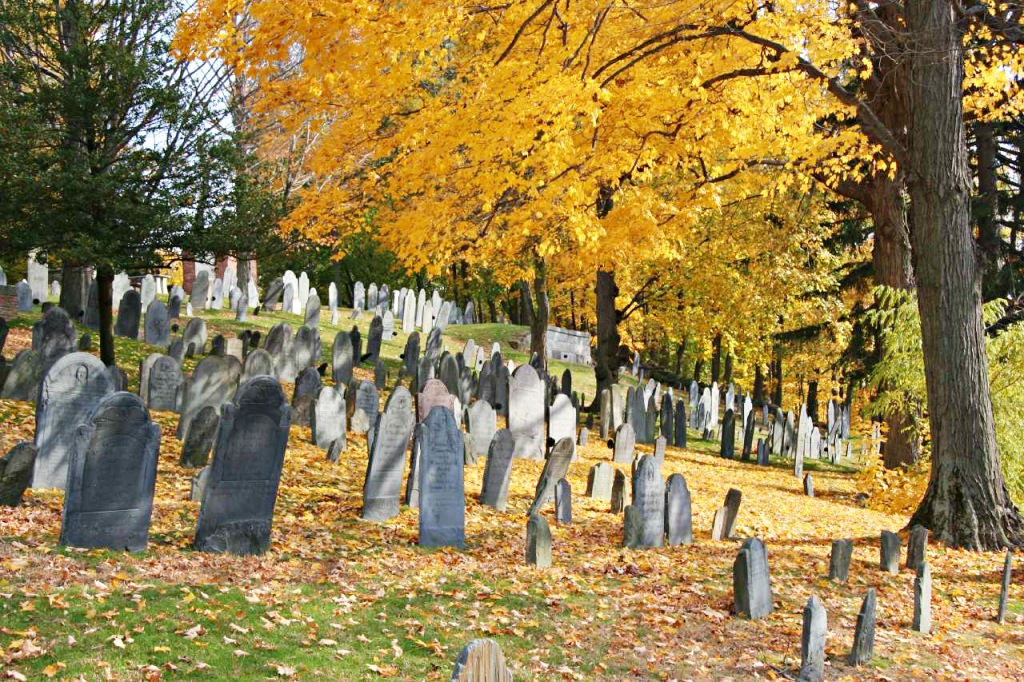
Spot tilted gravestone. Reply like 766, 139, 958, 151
998, 550, 1013, 625
906, 524, 929, 570
466, 400, 497, 461
665, 473, 693, 546
848, 589, 877, 666
799, 595, 827, 682
59, 392, 160, 551
144, 300, 170, 347
1, 350, 43, 401
313, 385, 346, 450
362, 387, 415, 521
829, 539, 853, 581
115, 289, 142, 339
450, 638, 513, 682
180, 404, 218, 467
351, 380, 380, 434
193, 376, 290, 555
509, 365, 545, 460
611, 468, 631, 513
33, 353, 115, 489
0, 443, 37, 506
176, 355, 242, 443
526, 438, 575, 517
586, 462, 614, 502
626, 455, 664, 549
712, 488, 742, 541
526, 513, 552, 569
418, 405, 465, 548
480, 429, 514, 512
291, 367, 322, 427
734, 537, 773, 619
880, 530, 901, 574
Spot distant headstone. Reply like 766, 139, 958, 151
193, 376, 290, 555
848, 589, 877, 666
16, 281, 33, 311
906, 524, 929, 570
304, 292, 321, 329
480, 429, 514, 512
182, 318, 208, 356
578, 426, 589, 446
712, 488, 742, 541
509, 365, 545, 460
586, 462, 614, 502
292, 325, 319, 373
549, 393, 577, 450
734, 537, 773, 619
180, 404, 219, 467
313, 385, 346, 450
349, 325, 362, 366
417, 378, 455, 422
332, 331, 354, 385
0, 443, 37, 506
144, 299, 170, 346
263, 277, 284, 310
59, 392, 160, 551
526, 513, 552, 568
351, 380, 380, 434
611, 468, 631, 513
450, 638, 513, 682
757, 438, 769, 465
555, 478, 572, 525
526, 437, 574, 516
665, 473, 693, 545
291, 367, 322, 427
191, 270, 211, 310
467, 400, 497, 460
402, 332, 420, 378
627, 455, 665, 548
382, 310, 395, 341
799, 596, 827, 682
803, 473, 814, 497
176, 355, 241, 442
613, 423, 636, 464
913, 561, 932, 634
33, 353, 115, 489
362, 387, 415, 521
365, 315, 383, 363
418, 406, 465, 548
880, 530, 901, 574
145, 354, 183, 412
242, 348, 274, 382
829, 539, 853, 581
32, 306, 76, 374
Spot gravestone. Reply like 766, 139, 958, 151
998, 550, 1013, 624
234, 292, 248, 322
611, 469, 631, 513
417, 378, 455, 422
33, 353, 115, 489
210, 334, 226, 356
353, 281, 365, 311
674, 402, 687, 448
880, 530, 901, 574
480, 429, 514, 512
362, 387, 415, 521
291, 367, 322, 427
192, 270, 211, 310
439, 353, 460, 397
193, 376, 290, 555
211, 278, 225, 309
82, 281, 100, 329
653, 436, 667, 469
418, 405, 465, 548
144, 300, 170, 347
757, 438, 769, 465
526, 437, 575, 517
549, 394, 577, 450
600, 389, 613, 440
613, 423, 636, 464
176, 355, 241, 442
180, 405, 218, 467
304, 292, 321, 329
402, 332, 420, 378
167, 293, 182, 319
627, 455, 665, 548
114, 290, 142, 339
59, 393, 160, 551
140, 274, 156, 310
734, 537, 773, 619
494, 364, 510, 418
27, 254, 48, 308
526, 514, 552, 568
509, 365, 545, 460
292, 325, 319, 373
282, 284, 295, 314
349, 326, 363, 366
803, 473, 814, 497
712, 488, 742, 541
450, 639, 513, 682
586, 462, 614, 502
242, 348, 275, 382
382, 311, 395, 341
264, 277, 284, 310
741, 410, 755, 461
328, 282, 338, 312
799, 596, 827, 682
403, 290, 417, 332
332, 331, 354, 385
313, 385, 346, 450
578, 427, 589, 446
182, 318, 208, 356
665, 473, 693, 546
297, 272, 310, 312
146, 354, 183, 412
848, 589, 877, 666
906, 524, 929, 570
351, 380, 380, 434
0, 443, 37, 506
913, 561, 932, 634
1, 350, 43, 401
829, 539, 853, 581
16, 281, 32, 311
363, 315, 384, 363
467, 400, 497, 460
32, 306, 76, 374
425, 326, 442, 361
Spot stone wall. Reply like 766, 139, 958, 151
546, 325, 592, 366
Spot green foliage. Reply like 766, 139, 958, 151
867, 286, 1024, 501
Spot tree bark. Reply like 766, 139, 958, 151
693, 359, 703, 384
593, 269, 620, 405
97, 268, 115, 367
59, 264, 92, 323
723, 352, 733, 386
771, 346, 783, 407
807, 380, 819, 424
528, 262, 548, 367
753, 364, 765, 405
710, 333, 722, 384
905, 0, 1023, 549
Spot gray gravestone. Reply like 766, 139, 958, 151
509, 365, 545, 460
33, 353, 115, 489
418, 405, 465, 548
586, 462, 614, 502
613, 423, 636, 464
848, 589, 877, 666
1, 350, 43, 401
665, 473, 693, 545
242, 348, 275, 382
351, 380, 380, 434
382, 310, 395, 341
193, 376, 290, 555
880, 530, 901, 574
144, 300, 170, 346
291, 367, 322, 427
734, 537, 773, 619
146, 355, 183, 412
627, 455, 664, 548
332, 331, 354, 385
611, 469, 631, 513
803, 472, 814, 497
467, 400, 497, 460
555, 478, 572, 525
366, 315, 383, 363
578, 427, 589, 446
998, 550, 1013, 624
59, 392, 160, 551
906, 524, 929, 570
180, 404, 218, 467
362, 387, 415, 521
292, 325, 319, 373
32, 306, 75, 373
829, 539, 853, 581
799, 595, 827, 682
913, 561, 932, 633
16, 281, 32, 311
313, 385, 346, 450
526, 514, 552, 568
526, 437, 575, 517
177, 355, 241, 442
450, 639, 513, 682
263, 277, 284, 310
480, 429, 514, 512
114, 289, 141, 339
549, 393, 576, 450
304, 292, 321, 329
191, 271, 211, 310
0, 443, 37, 506
182, 318, 208, 356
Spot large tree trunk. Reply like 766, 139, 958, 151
592, 269, 620, 406
96, 268, 115, 367
753, 364, 765, 404
905, 0, 1023, 549
710, 333, 722, 384
59, 264, 92, 322
529, 264, 548, 366
771, 345, 783, 407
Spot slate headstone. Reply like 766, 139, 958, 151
734, 537, 773, 619
848, 589, 877, 666
611, 468, 631, 513
613, 423, 636, 464
555, 478, 572, 525
880, 530, 901, 574
526, 437, 575, 517
351, 380, 380, 434
480, 429, 514, 512
586, 462, 614, 502
146, 354, 183, 412
177, 355, 241, 443
526, 513, 552, 568
627, 455, 665, 548
665, 473, 693, 546
913, 561, 932, 634
291, 367, 322, 427
509, 365, 545, 460
32, 306, 76, 374
467, 400, 497, 460
418, 405, 465, 548
906, 524, 929, 570
829, 539, 853, 581
799, 596, 827, 682
313, 385, 346, 450
0, 443, 36, 507
1, 350, 42, 401
362, 387, 415, 521
180, 405, 219, 467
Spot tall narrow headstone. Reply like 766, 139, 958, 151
586, 462, 614, 502
913, 561, 932, 634
627, 455, 665, 549
362, 387, 415, 520
526, 438, 575, 517
733, 537, 773, 619
998, 550, 1013, 624
509, 365, 545, 460
313, 385, 346, 450
665, 473, 693, 545
526, 514, 552, 568
613, 423, 636, 464
799, 596, 827, 682
418, 406, 465, 548
829, 539, 853, 581
177, 355, 242, 443
555, 478, 572, 525
880, 530, 901, 574
848, 589, 877, 666
906, 524, 929, 570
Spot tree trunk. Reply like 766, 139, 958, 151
674, 339, 686, 377
723, 352, 733, 385
807, 380, 819, 424
59, 264, 92, 323
693, 359, 703, 384
592, 269, 620, 406
97, 268, 115, 367
753, 364, 765, 405
710, 333, 722, 384
528, 262, 548, 367
905, 0, 1023, 549
771, 346, 783, 407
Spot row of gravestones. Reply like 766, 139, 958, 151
188, 268, 260, 314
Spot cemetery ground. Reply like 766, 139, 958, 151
1, 309, 1023, 680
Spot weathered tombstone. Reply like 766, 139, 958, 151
418, 405, 465, 548
59, 393, 160, 551
177, 356, 241, 444
145, 354, 183, 412
712, 488, 742, 541
494, 364, 510, 417
282, 283, 295, 314
313, 385, 346, 450
167, 293, 182, 320
182, 318, 208, 356
331, 331, 354, 385
234, 292, 249, 322
382, 310, 395, 341
611, 468, 631, 513
193, 376, 290, 555
998, 550, 1013, 624
32, 306, 76, 374
803, 472, 814, 497
143, 299, 170, 347
191, 270, 211, 310
211, 278, 226, 310
653, 435, 667, 469
467, 400, 497, 460
674, 402, 687, 448
526, 513, 552, 568
417, 378, 455, 422
848, 589, 877, 666
291, 367, 322, 427
913, 561, 932, 634
82, 281, 101, 329
113, 289, 142, 339
180, 404, 218, 467
16, 281, 32, 311
402, 331, 420, 378
548, 393, 577, 451
1, 350, 43, 401
480, 429, 514, 512
627, 455, 665, 548
757, 438, 769, 465
578, 426, 589, 446
880, 530, 901, 574
509, 365, 545, 460
450, 639, 513, 682
210, 334, 226, 357
527, 437, 574, 516
33, 353, 115, 489
351, 380, 380, 434
741, 410, 755, 461
292, 325, 319, 373
794, 444, 804, 480
734, 537, 773, 619
829, 539, 853, 581
439, 353, 460, 397
906, 524, 929, 570
555, 478, 572, 525
586, 462, 614, 502
799, 596, 827, 682
263, 277, 284, 310
665, 473, 693, 545
0, 443, 37, 506
613, 423, 636, 464
242, 348, 274, 382
304, 292, 321, 329
349, 325, 363, 365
